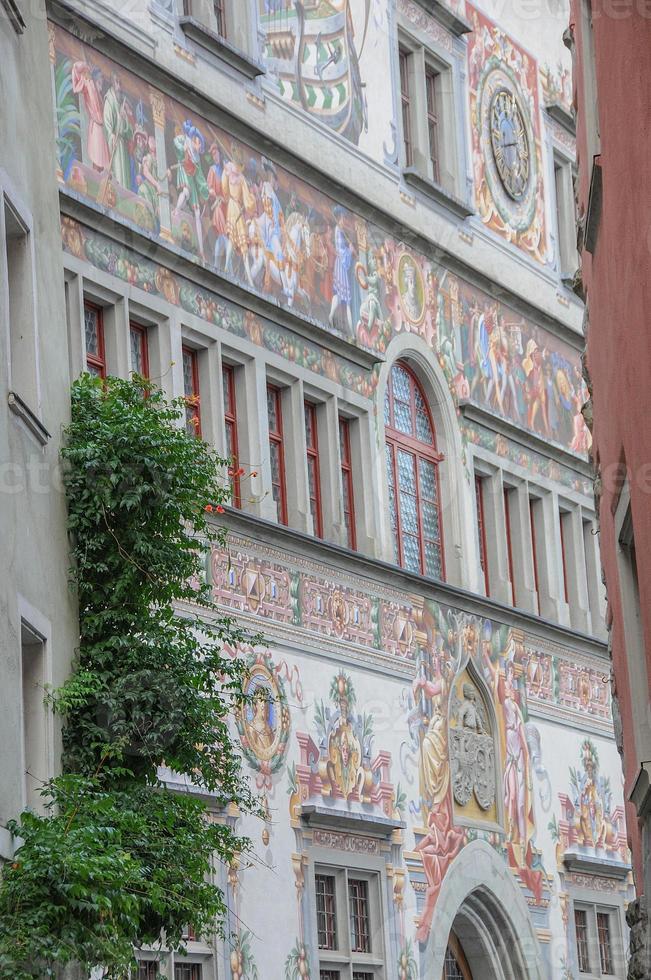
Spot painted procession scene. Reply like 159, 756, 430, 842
53, 22, 590, 456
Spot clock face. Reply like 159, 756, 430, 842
476, 61, 537, 232
490, 88, 530, 201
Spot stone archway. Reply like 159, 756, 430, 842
427, 839, 546, 980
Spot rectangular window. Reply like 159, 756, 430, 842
174, 966, 202, 980
182, 346, 201, 438
21, 621, 46, 810
5, 197, 37, 404
315, 867, 384, 977
84, 301, 106, 378
597, 912, 614, 975
348, 878, 370, 954
213, 0, 225, 36
137, 963, 159, 980
475, 476, 489, 596
559, 511, 570, 605
305, 401, 323, 538
425, 67, 440, 183
529, 498, 541, 615
504, 488, 516, 606
399, 48, 413, 167
320, 973, 340, 980
267, 385, 288, 526
339, 417, 356, 551
316, 874, 337, 951
129, 322, 149, 379
222, 365, 241, 508
575, 909, 591, 974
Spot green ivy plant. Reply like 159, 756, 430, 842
0, 375, 260, 978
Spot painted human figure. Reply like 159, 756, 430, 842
498, 660, 531, 846
523, 340, 550, 435
412, 653, 465, 943
207, 142, 228, 267
172, 120, 210, 261
71, 61, 110, 171
329, 205, 356, 337
137, 135, 169, 231
356, 252, 383, 346
103, 72, 133, 188
222, 142, 256, 286
258, 157, 289, 297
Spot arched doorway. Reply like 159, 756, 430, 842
427, 840, 545, 980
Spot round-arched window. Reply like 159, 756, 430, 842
384, 362, 445, 579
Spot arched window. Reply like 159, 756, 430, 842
385, 362, 445, 579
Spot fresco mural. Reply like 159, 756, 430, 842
51, 24, 590, 456
207, 542, 621, 975
257, 0, 391, 154
401, 605, 551, 944
548, 738, 633, 978
466, 4, 550, 265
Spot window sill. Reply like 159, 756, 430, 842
178, 16, 266, 80
301, 804, 405, 838
411, 0, 472, 35
563, 849, 631, 880
546, 100, 576, 136
8, 391, 50, 446
403, 167, 475, 219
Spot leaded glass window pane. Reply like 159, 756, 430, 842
84, 306, 100, 357
415, 386, 434, 443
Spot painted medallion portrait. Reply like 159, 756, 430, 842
237, 658, 290, 773
397, 252, 425, 326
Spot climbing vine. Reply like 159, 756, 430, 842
0, 375, 259, 978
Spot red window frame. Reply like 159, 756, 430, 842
129, 321, 149, 379
304, 401, 323, 538
529, 498, 541, 615
425, 67, 440, 183
267, 384, 288, 526
222, 364, 241, 508
385, 362, 445, 580
399, 48, 413, 167
182, 346, 201, 438
475, 475, 490, 596
559, 511, 570, 605
84, 300, 106, 378
339, 417, 356, 551
503, 488, 516, 606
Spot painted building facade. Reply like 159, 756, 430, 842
4, 0, 635, 976
568, 2, 651, 976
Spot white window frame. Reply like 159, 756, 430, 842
0, 178, 41, 415
553, 149, 579, 281
396, 27, 461, 197
572, 900, 626, 979
313, 861, 386, 979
